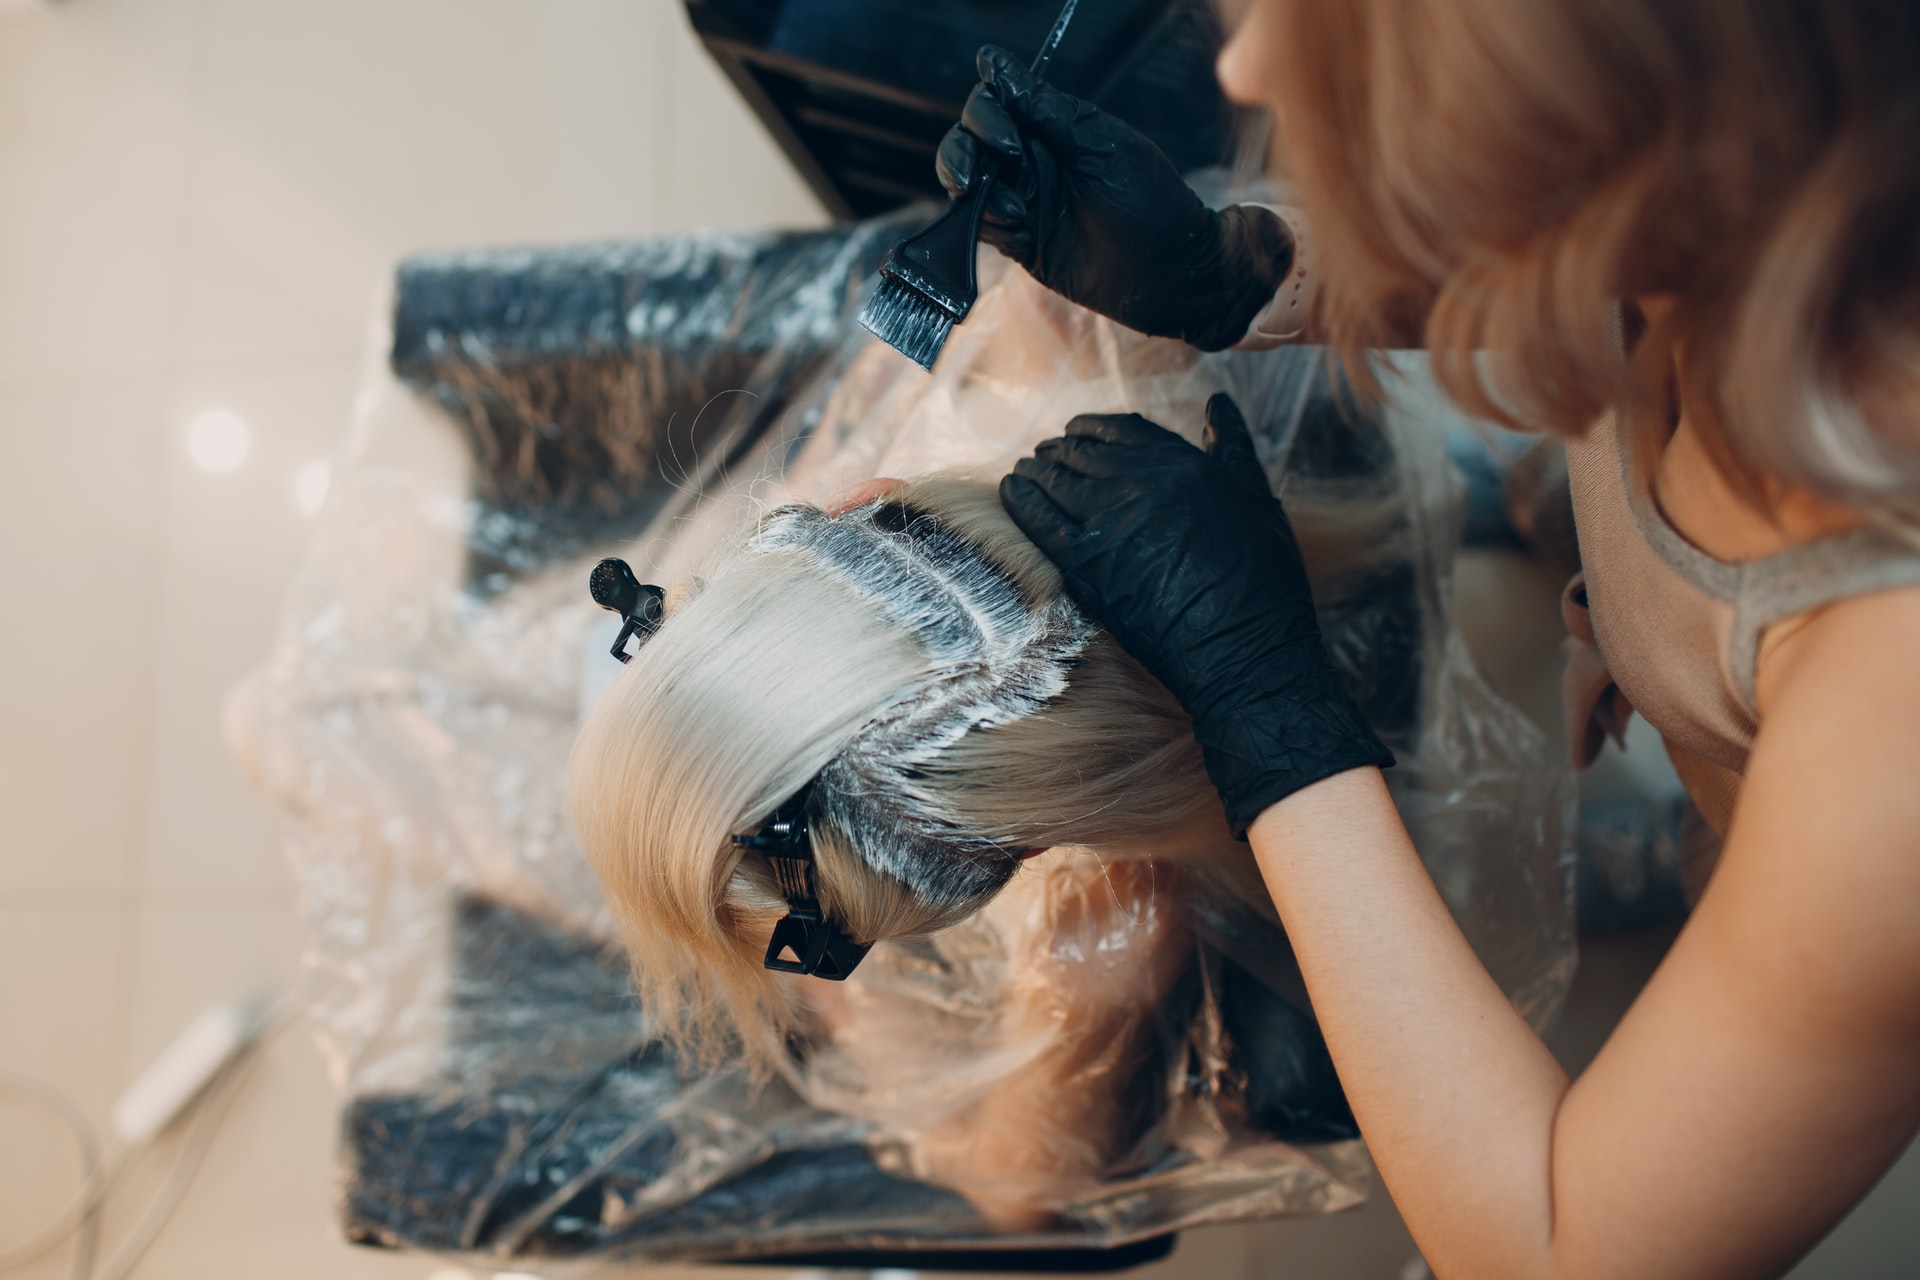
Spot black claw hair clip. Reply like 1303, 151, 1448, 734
590, 558, 667, 663
733, 787, 872, 981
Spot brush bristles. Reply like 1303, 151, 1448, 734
859, 277, 956, 371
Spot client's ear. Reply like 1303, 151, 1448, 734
823, 477, 907, 515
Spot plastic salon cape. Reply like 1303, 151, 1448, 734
227, 221, 1577, 1266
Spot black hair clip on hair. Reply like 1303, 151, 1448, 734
590, 558, 667, 663
733, 787, 872, 981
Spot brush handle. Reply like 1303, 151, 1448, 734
872, 0, 1076, 331
1029, 0, 1079, 80
878, 158, 998, 319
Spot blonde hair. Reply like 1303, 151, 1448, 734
570, 478, 1218, 1066
572, 459, 1412, 1068
1257, 0, 1920, 530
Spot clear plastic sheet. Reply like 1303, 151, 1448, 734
228, 223, 1576, 1266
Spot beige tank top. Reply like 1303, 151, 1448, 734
1561, 410, 1920, 859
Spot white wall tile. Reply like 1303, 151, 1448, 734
660, 4, 829, 234
172, 0, 688, 368
0, 906, 130, 1279
0, 389, 168, 898
138, 361, 361, 899
540, 0, 680, 238
120, 904, 299, 1072
0, 0, 196, 392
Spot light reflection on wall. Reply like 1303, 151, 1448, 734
294, 460, 331, 516
186, 409, 250, 474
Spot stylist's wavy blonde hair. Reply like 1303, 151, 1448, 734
1231, 0, 1920, 529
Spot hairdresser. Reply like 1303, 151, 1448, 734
961, 4, 1920, 1276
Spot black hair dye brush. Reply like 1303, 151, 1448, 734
858, 0, 1080, 370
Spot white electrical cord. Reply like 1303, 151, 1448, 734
88, 1025, 277, 1280
0, 991, 295, 1280
0, 1073, 114, 1279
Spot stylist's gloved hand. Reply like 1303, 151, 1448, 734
937, 45, 1292, 352
1001, 394, 1394, 837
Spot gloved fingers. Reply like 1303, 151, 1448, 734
958, 83, 1024, 159
934, 125, 977, 198
977, 44, 1088, 151
1062, 411, 1194, 452
937, 126, 1030, 221
1000, 470, 1087, 547
977, 45, 1036, 105
1007, 456, 1122, 525
985, 184, 1027, 228
1034, 432, 1178, 481
978, 219, 1035, 263
1201, 393, 1274, 498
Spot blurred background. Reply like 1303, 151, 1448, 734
0, 1, 1914, 1277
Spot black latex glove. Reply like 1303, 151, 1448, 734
936, 45, 1292, 353
1001, 394, 1394, 837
